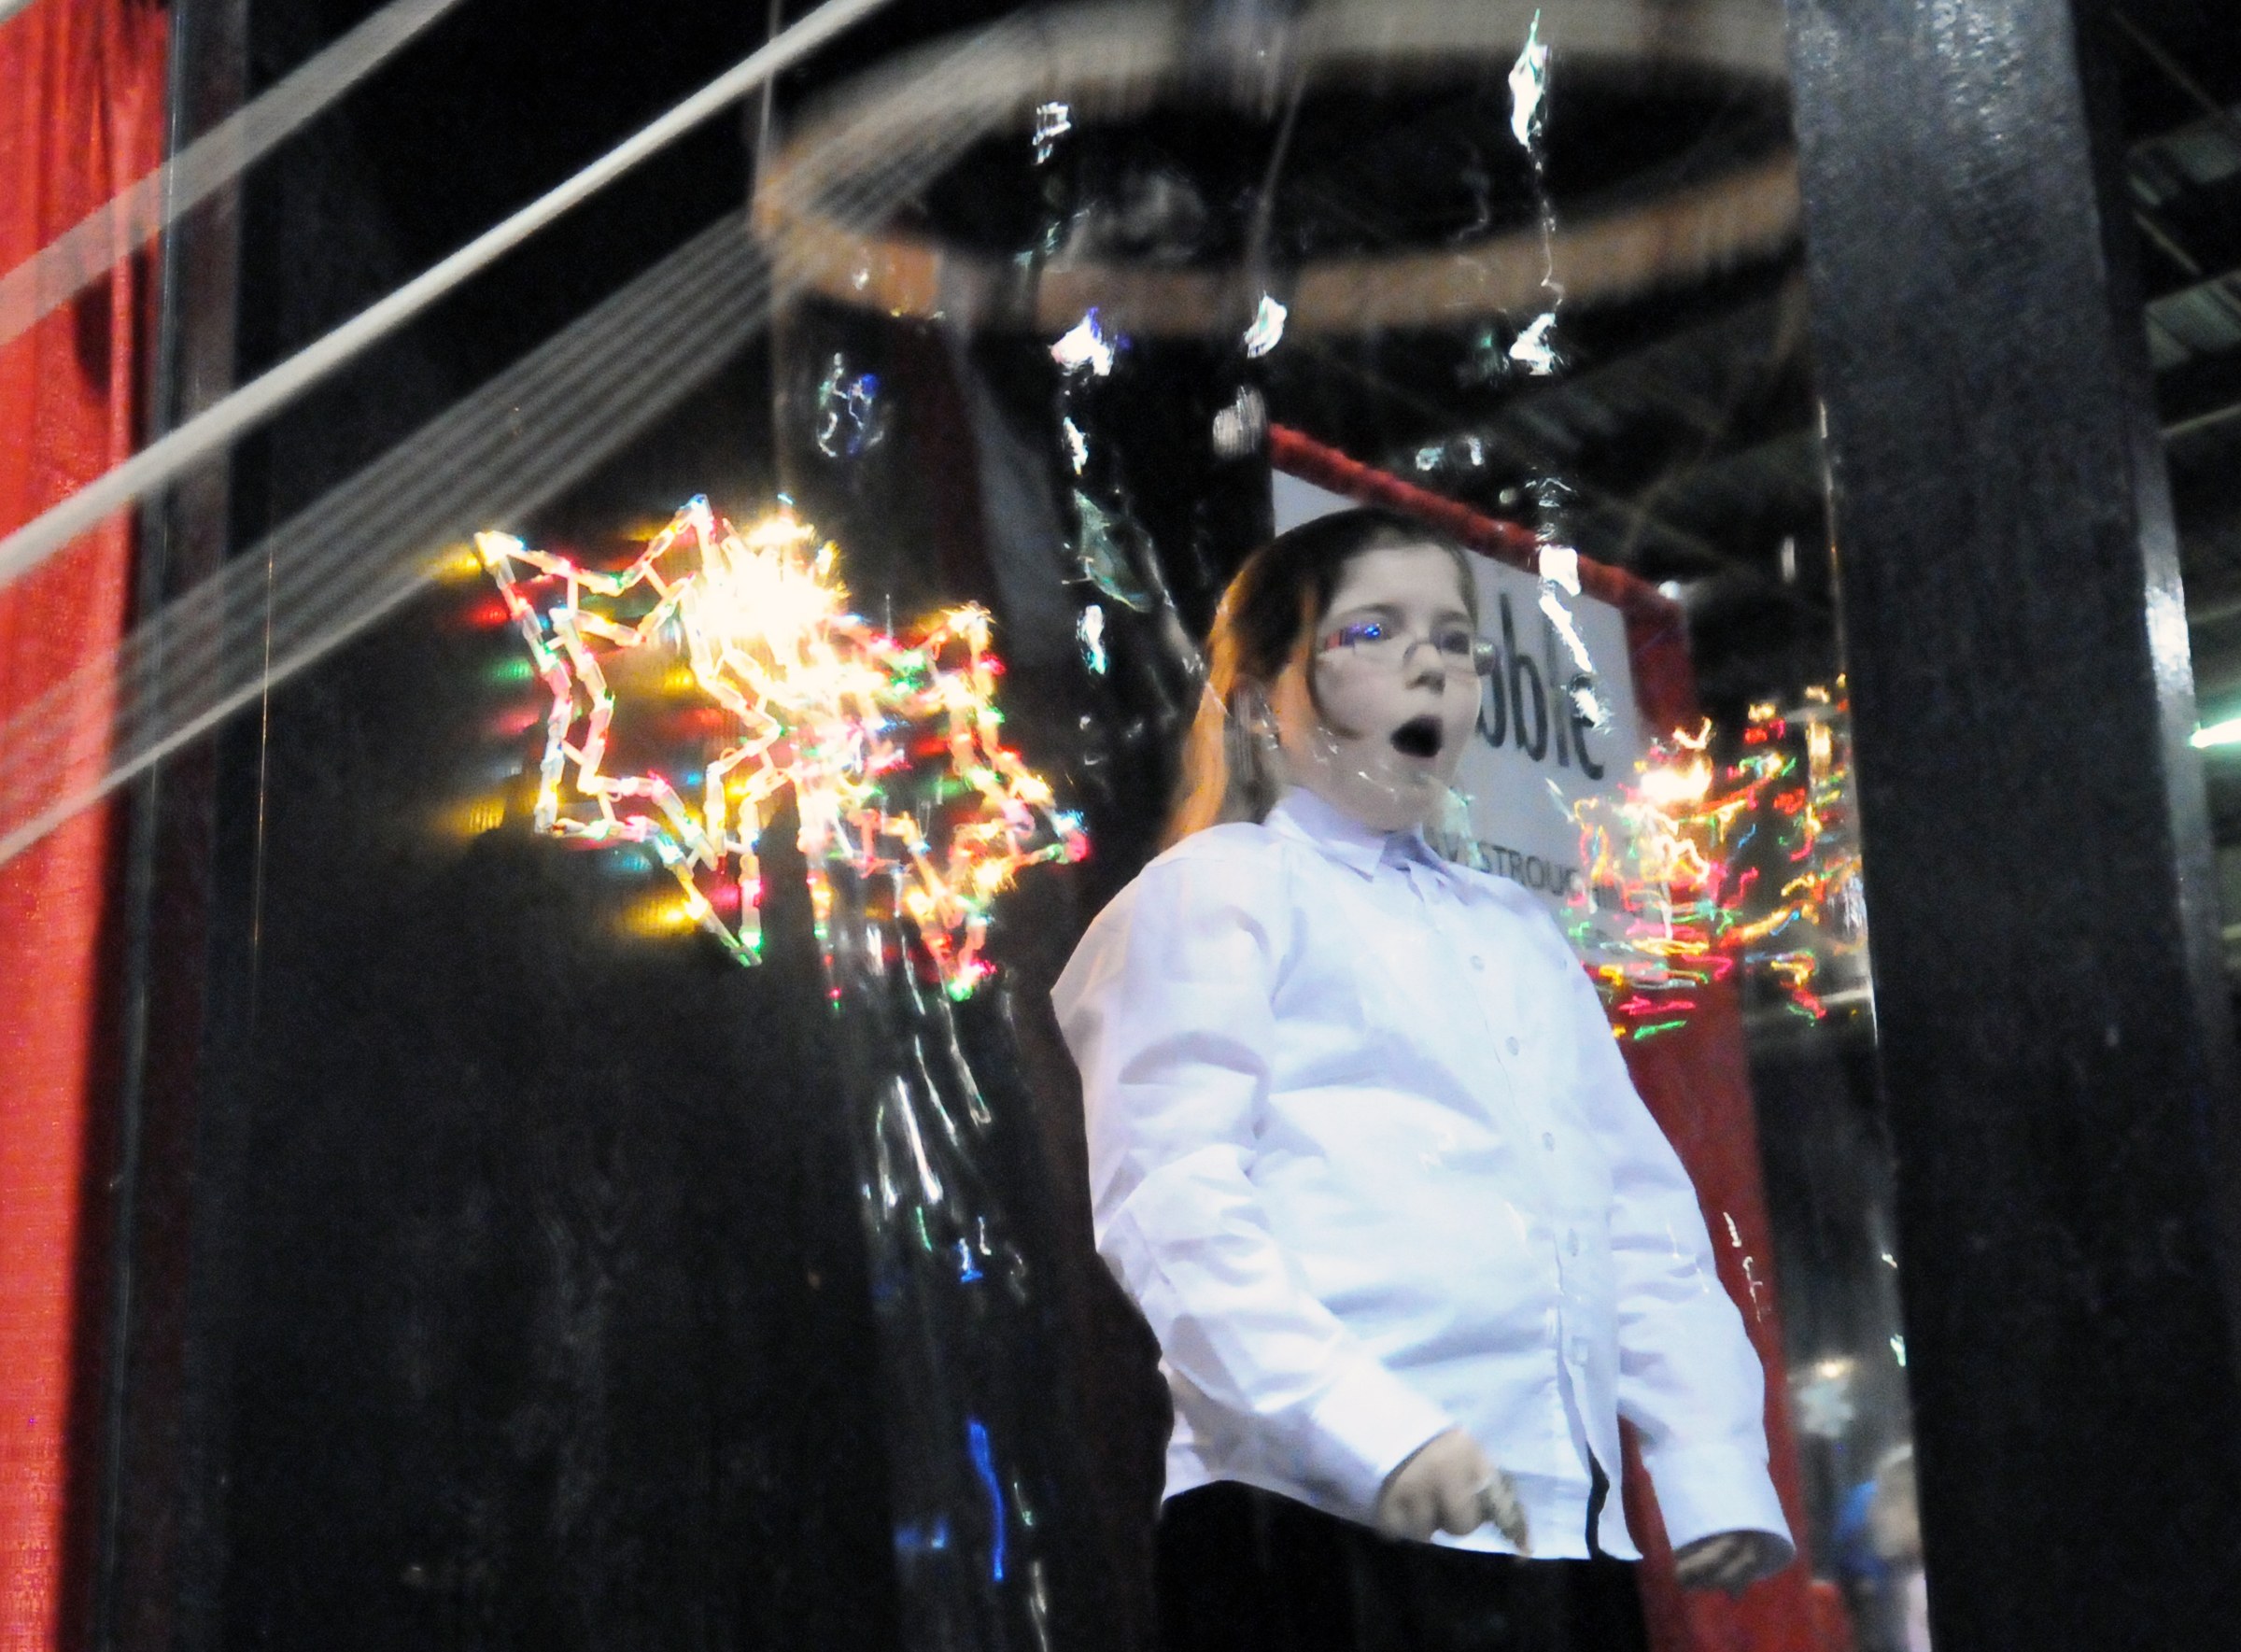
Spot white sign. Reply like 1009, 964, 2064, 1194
1446, 557, 1642, 915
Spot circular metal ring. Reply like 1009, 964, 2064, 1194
754, 0, 1799, 338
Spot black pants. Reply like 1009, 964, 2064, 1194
1155, 1474, 1649, 1652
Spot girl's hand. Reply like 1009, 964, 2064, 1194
1672, 1530, 1790, 1594
1374, 1430, 1530, 1553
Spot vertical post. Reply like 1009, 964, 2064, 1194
95, 0, 246, 1645
1782, 0, 2241, 1645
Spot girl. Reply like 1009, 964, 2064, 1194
1052, 509, 1793, 1652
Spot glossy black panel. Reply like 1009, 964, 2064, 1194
1784, 0, 2241, 1644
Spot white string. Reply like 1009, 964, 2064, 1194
0, 22, 1021, 868
0, 0, 471, 351
0, 0, 900, 597
0, 223, 757, 854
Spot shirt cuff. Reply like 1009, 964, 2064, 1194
1296, 1356, 1456, 1519
1640, 1441, 1797, 1563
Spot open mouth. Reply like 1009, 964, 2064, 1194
1390, 715, 1445, 760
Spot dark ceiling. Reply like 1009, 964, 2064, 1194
2104, 1, 2241, 904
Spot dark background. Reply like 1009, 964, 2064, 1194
83, 1, 2241, 1649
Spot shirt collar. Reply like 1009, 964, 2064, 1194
1266, 787, 1445, 881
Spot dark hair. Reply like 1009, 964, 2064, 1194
1164, 506, 1476, 843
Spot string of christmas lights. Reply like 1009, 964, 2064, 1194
1568, 684, 1864, 1039
477, 498, 1085, 995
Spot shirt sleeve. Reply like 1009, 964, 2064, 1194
1555, 948, 1797, 1560
1052, 842, 1455, 1518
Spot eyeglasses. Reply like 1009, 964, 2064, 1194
1318, 616, 1497, 677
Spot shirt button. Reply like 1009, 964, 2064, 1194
1542, 1131, 1557, 1152
1471, 955, 1487, 971
1505, 1036, 1520, 1056
1567, 1231, 1581, 1256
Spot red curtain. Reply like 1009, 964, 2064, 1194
0, 3, 169, 1648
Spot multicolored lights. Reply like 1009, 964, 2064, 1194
1569, 685, 1865, 1039
476, 499, 1085, 995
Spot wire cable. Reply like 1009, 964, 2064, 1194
0, 0, 900, 597
0, 21, 1021, 867
0, 0, 471, 350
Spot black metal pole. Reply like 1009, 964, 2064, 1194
1782, 0, 2241, 1644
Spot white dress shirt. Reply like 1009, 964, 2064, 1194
1051, 787, 1794, 1562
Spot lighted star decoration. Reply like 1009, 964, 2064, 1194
475, 498, 1086, 995
1568, 685, 1865, 1039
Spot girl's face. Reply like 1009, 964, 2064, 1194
1268, 543, 1482, 833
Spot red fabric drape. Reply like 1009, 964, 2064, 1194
0, 4, 169, 1648
1270, 425, 1839, 1652
1616, 614, 1843, 1652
